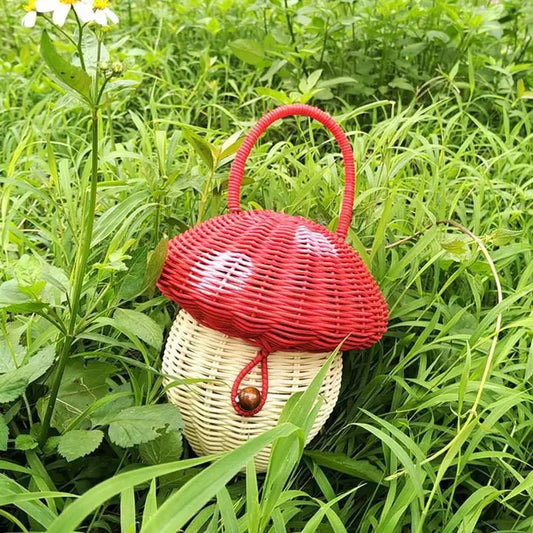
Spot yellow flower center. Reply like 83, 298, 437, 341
23, 0, 36, 12
93, 0, 109, 9
59, 0, 79, 4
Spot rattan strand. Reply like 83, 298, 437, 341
163, 309, 343, 471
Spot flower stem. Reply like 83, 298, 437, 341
75, 15, 86, 72
39, 107, 100, 444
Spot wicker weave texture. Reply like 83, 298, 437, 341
159, 209, 388, 354
163, 309, 343, 471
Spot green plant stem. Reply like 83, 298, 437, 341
283, 0, 308, 77
95, 76, 112, 106
153, 196, 161, 241
39, 107, 100, 445
36, 309, 66, 335
74, 15, 86, 72
319, 18, 328, 69
284, 0, 296, 46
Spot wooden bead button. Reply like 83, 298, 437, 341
238, 387, 261, 411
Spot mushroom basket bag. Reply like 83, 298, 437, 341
158, 104, 388, 470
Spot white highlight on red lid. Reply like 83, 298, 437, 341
294, 225, 338, 257
192, 251, 254, 295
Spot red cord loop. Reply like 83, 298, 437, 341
227, 103, 356, 241
231, 348, 269, 417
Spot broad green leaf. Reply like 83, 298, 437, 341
139, 429, 183, 465
20, 346, 55, 384
143, 237, 168, 297
14, 254, 45, 298
0, 279, 48, 313
40, 31, 92, 103
440, 234, 471, 261
107, 404, 182, 448
0, 338, 25, 373
0, 373, 28, 403
57, 430, 104, 462
89, 384, 135, 426
113, 308, 163, 350
38, 360, 117, 432
228, 39, 265, 66
117, 246, 149, 301
15, 434, 37, 451
218, 130, 243, 164
41, 263, 69, 304
202, 16, 220, 36
0, 346, 54, 403
256, 87, 292, 104
389, 77, 414, 91
182, 127, 215, 170
44, 436, 61, 454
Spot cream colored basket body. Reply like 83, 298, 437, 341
163, 309, 343, 471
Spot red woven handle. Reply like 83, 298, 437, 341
227, 104, 356, 240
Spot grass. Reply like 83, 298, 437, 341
0, 0, 532, 531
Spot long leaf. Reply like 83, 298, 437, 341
47, 456, 214, 532
40, 31, 92, 103
142, 423, 301, 533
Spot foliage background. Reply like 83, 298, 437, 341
0, 0, 532, 531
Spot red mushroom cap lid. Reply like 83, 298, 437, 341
158, 209, 388, 353
158, 104, 388, 417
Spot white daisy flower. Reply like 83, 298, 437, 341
92, 0, 118, 26
22, 0, 38, 27
36, 0, 94, 27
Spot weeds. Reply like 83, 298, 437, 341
0, 0, 532, 531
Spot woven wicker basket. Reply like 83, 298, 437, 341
163, 309, 343, 471
158, 104, 387, 467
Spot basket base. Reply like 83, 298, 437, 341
163, 309, 343, 472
